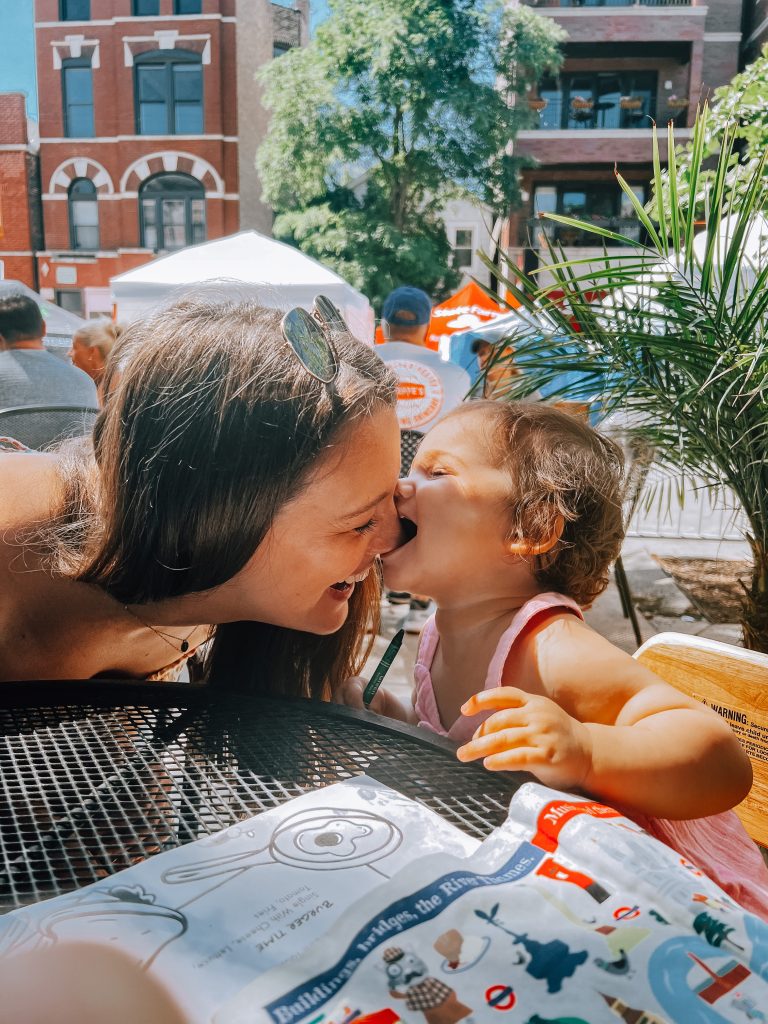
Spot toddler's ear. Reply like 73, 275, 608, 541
506, 514, 564, 556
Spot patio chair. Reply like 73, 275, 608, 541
634, 631, 768, 850
0, 403, 99, 451
400, 428, 424, 478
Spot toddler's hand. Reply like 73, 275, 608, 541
331, 676, 408, 721
456, 687, 593, 791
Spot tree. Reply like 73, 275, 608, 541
257, 0, 563, 310
483, 113, 768, 651
651, 45, 768, 219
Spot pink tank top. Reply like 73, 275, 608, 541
414, 592, 768, 919
414, 592, 583, 745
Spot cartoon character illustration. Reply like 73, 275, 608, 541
525, 1015, 591, 1024
382, 946, 475, 1024
594, 948, 632, 976
0, 883, 186, 968
474, 903, 588, 994
600, 993, 669, 1023
161, 806, 403, 902
433, 929, 490, 973
731, 995, 767, 1022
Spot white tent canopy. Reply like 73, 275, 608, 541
110, 231, 374, 342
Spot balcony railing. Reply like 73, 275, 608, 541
528, 94, 657, 130
528, 217, 644, 247
526, 0, 692, 7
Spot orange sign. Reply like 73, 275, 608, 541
397, 382, 426, 401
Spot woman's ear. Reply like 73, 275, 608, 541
506, 514, 564, 557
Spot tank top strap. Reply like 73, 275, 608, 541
483, 592, 584, 690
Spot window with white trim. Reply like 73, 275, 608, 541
62, 58, 95, 138
60, 0, 90, 19
135, 50, 203, 135
140, 173, 206, 252
452, 228, 474, 270
68, 178, 99, 251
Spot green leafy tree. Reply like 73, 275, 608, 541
257, 0, 563, 310
651, 45, 768, 218
482, 114, 768, 651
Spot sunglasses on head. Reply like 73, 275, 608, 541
280, 295, 348, 383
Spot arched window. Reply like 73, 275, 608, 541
68, 178, 99, 250
140, 173, 206, 252
134, 50, 203, 135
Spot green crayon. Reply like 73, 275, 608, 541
362, 629, 405, 707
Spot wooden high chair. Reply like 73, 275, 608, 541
634, 632, 768, 850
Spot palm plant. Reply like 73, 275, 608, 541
481, 112, 768, 651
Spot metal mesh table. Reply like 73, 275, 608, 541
0, 681, 524, 913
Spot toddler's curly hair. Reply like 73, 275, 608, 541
447, 400, 627, 607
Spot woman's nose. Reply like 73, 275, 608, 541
374, 499, 404, 555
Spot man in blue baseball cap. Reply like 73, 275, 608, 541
377, 286, 470, 631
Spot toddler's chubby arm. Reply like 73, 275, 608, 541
457, 615, 752, 820
332, 676, 418, 724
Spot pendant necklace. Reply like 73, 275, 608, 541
124, 604, 201, 654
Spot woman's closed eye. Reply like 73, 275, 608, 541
354, 518, 379, 535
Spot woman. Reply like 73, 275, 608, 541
69, 319, 125, 390
0, 294, 402, 693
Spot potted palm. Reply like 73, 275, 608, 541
480, 113, 768, 651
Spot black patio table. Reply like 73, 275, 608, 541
0, 680, 525, 913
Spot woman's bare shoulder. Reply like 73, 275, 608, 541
0, 450, 63, 529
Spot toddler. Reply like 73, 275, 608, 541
336, 400, 768, 917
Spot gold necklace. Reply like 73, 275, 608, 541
124, 604, 201, 654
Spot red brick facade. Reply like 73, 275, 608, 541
0, 93, 41, 289
508, 0, 750, 266
34, 0, 240, 316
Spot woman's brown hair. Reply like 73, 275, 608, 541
447, 400, 626, 607
46, 294, 397, 697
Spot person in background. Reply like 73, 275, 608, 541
376, 286, 471, 633
471, 338, 520, 399
0, 293, 98, 413
70, 320, 125, 392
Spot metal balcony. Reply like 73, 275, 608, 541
528, 217, 644, 247
526, 0, 692, 7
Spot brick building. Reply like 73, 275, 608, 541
506, 0, 752, 274
0, 93, 43, 289
32, 0, 307, 318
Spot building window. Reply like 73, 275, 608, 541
140, 173, 206, 251
537, 72, 657, 131
452, 228, 474, 269
60, 0, 90, 19
68, 178, 99, 250
132, 0, 160, 14
174, 0, 202, 12
62, 58, 95, 138
135, 51, 203, 135
56, 289, 84, 316
273, 42, 291, 58
531, 183, 647, 246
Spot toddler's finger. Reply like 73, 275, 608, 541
331, 676, 366, 708
456, 726, 529, 763
473, 707, 529, 737
461, 687, 529, 716
482, 747, 541, 773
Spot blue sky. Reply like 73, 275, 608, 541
0, 0, 37, 119
0, 0, 329, 123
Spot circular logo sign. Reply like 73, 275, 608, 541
388, 358, 445, 430
485, 985, 516, 1010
